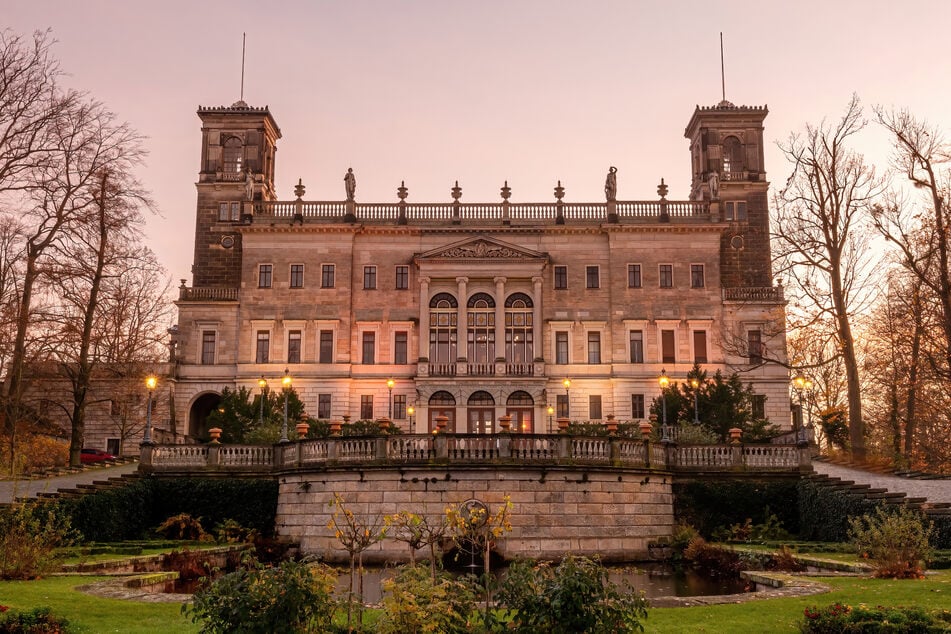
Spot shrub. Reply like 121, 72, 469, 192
214, 519, 258, 544
849, 506, 933, 579
681, 537, 743, 578
0, 606, 75, 633
675, 479, 800, 537
496, 555, 649, 633
185, 558, 337, 634
156, 513, 208, 540
0, 503, 75, 580
801, 603, 951, 633
376, 564, 477, 634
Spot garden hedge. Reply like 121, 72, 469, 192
673, 478, 800, 537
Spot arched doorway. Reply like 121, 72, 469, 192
428, 391, 456, 432
506, 391, 534, 433
467, 391, 495, 434
188, 392, 221, 440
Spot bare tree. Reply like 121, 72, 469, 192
873, 108, 951, 380
773, 96, 884, 459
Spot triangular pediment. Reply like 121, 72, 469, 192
418, 236, 546, 260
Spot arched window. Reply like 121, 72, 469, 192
506, 391, 534, 406
722, 136, 744, 175
428, 391, 456, 432
506, 390, 534, 433
467, 390, 495, 434
467, 293, 495, 364
429, 293, 457, 366
222, 137, 243, 174
505, 293, 534, 365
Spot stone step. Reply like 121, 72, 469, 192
866, 491, 907, 500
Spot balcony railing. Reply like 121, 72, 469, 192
178, 286, 239, 301
249, 199, 710, 225
722, 287, 785, 302
141, 434, 811, 474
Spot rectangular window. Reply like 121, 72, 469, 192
290, 264, 304, 288
631, 394, 645, 419
589, 395, 602, 420
555, 331, 569, 364
218, 202, 240, 221
201, 330, 216, 365
319, 330, 333, 364
659, 264, 673, 288
393, 394, 407, 419
629, 330, 644, 363
587, 331, 601, 364
317, 394, 332, 419
691, 264, 704, 288
556, 394, 569, 419
586, 265, 600, 289
752, 394, 766, 420
258, 264, 272, 288
725, 201, 748, 221
321, 264, 335, 288
394, 331, 408, 364
661, 329, 676, 364
693, 330, 708, 363
255, 331, 270, 363
748, 329, 763, 364
554, 265, 567, 290
287, 330, 301, 364
362, 332, 375, 364
395, 266, 409, 290
360, 395, 374, 420
628, 264, 642, 288
363, 266, 377, 290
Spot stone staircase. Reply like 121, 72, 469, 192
804, 471, 951, 524
20, 471, 142, 504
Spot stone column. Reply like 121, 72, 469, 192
532, 276, 543, 361
456, 277, 468, 361
494, 276, 506, 362
418, 277, 430, 360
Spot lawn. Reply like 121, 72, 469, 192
2, 564, 949, 632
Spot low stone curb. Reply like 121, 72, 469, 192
649, 571, 831, 608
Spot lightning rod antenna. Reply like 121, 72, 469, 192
720, 32, 726, 103
240, 33, 246, 101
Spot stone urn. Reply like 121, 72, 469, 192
295, 422, 310, 439
435, 414, 449, 432
499, 414, 512, 432
330, 419, 342, 436
638, 420, 653, 440
729, 427, 743, 444
605, 414, 618, 435
557, 417, 570, 433
378, 417, 390, 431
208, 427, 222, 444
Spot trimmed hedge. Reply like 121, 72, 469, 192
51, 477, 279, 542
673, 478, 800, 537
797, 478, 951, 549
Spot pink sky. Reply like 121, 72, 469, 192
6, 1, 951, 283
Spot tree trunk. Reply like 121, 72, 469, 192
904, 287, 923, 459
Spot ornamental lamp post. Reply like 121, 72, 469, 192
280, 368, 292, 443
792, 374, 807, 443
407, 404, 415, 428
387, 378, 395, 419
258, 376, 268, 426
658, 369, 670, 442
547, 404, 554, 433
690, 377, 700, 426
143, 375, 157, 444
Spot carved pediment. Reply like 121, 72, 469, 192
418, 236, 545, 261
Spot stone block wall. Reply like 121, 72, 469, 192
276, 465, 673, 564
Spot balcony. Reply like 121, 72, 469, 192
722, 287, 785, 303
178, 286, 239, 301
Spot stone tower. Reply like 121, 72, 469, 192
684, 102, 771, 288
192, 101, 281, 287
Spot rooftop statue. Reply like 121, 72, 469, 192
605, 166, 617, 202
344, 167, 356, 201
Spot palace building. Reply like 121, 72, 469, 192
169, 99, 789, 438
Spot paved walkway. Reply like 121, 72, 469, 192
812, 461, 951, 505
0, 462, 139, 504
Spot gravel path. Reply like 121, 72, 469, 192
0, 462, 139, 504
812, 461, 951, 505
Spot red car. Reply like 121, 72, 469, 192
80, 448, 116, 463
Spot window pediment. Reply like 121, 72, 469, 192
417, 236, 546, 261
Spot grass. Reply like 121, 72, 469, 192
2, 553, 950, 632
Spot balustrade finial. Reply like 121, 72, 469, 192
657, 178, 669, 200
554, 180, 565, 201
397, 180, 408, 201
500, 180, 511, 201
294, 178, 306, 200
451, 180, 462, 201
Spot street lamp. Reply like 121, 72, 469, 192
280, 368, 292, 443
658, 369, 670, 441
387, 378, 395, 419
547, 404, 554, 433
143, 375, 157, 444
258, 376, 268, 426
792, 374, 807, 443
407, 404, 415, 428
690, 377, 700, 426
563, 378, 571, 419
